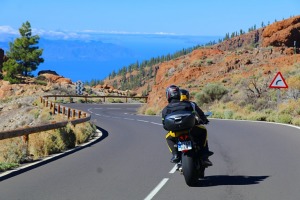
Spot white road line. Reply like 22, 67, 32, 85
144, 178, 169, 200
111, 116, 121, 119
151, 122, 162, 126
124, 118, 135, 121
169, 165, 178, 174
137, 120, 149, 123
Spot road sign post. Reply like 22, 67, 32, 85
269, 72, 288, 109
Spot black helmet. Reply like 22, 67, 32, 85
180, 89, 190, 101
166, 85, 180, 102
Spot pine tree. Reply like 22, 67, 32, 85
5, 21, 44, 78
2, 59, 21, 83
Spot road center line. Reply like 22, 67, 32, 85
151, 122, 162, 125
144, 178, 169, 200
123, 118, 135, 120
169, 165, 178, 173
137, 120, 149, 123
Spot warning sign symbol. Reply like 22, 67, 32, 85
269, 72, 288, 89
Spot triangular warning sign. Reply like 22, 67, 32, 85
269, 72, 288, 88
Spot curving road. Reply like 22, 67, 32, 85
1, 103, 300, 200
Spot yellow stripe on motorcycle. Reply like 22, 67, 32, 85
165, 130, 188, 138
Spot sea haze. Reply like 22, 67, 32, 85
0, 34, 221, 82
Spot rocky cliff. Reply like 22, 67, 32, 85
104, 15, 300, 112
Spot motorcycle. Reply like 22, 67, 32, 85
175, 112, 212, 186
175, 128, 207, 186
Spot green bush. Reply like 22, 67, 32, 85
195, 83, 228, 106
77, 98, 86, 103
276, 114, 292, 124
248, 113, 267, 121
73, 122, 96, 145
145, 108, 156, 115
224, 110, 233, 119
0, 162, 19, 172
45, 131, 67, 155
292, 117, 300, 126
212, 111, 224, 119
34, 80, 47, 86
233, 114, 243, 120
1, 138, 27, 163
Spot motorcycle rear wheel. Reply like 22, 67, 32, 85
182, 152, 198, 186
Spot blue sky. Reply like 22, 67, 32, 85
0, 0, 299, 38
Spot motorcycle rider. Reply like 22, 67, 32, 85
180, 89, 213, 165
162, 85, 213, 166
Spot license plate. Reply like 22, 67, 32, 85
178, 141, 192, 151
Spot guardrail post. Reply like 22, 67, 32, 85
22, 134, 29, 158
104, 97, 106, 102
85, 95, 87, 103
68, 108, 71, 119
72, 109, 76, 119
78, 111, 81, 118
62, 107, 66, 115
52, 103, 55, 114
58, 104, 61, 114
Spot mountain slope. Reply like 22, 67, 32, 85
103, 15, 300, 124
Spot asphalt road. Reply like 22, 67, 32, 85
1, 103, 300, 200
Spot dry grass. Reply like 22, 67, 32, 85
208, 98, 300, 126
138, 104, 161, 116
0, 121, 96, 171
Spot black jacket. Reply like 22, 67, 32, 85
162, 99, 209, 129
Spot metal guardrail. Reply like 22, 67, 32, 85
0, 95, 148, 140
0, 96, 91, 140
43, 94, 148, 103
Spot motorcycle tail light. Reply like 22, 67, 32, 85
179, 134, 189, 141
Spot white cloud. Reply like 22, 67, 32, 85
80, 29, 178, 35
32, 29, 91, 40
0, 26, 18, 35
0, 25, 178, 42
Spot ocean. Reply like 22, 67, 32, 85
1, 34, 221, 82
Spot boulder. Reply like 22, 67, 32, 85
38, 70, 59, 76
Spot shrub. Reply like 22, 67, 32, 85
212, 111, 224, 119
0, 138, 27, 163
224, 110, 233, 119
0, 162, 19, 172
206, 59, 214, 65
233, 114, 243, 120
195, 83, 228, 106
292, 117, 300, 126
276, 114, 292, 124
145, 108, 157, 115
77, 98, 86, 103
45, 130, 68, 155
34, 80, 47, 86
247, 112, 267, 121
72, 122, 96, 145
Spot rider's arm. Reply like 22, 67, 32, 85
194, 103, 209, 124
